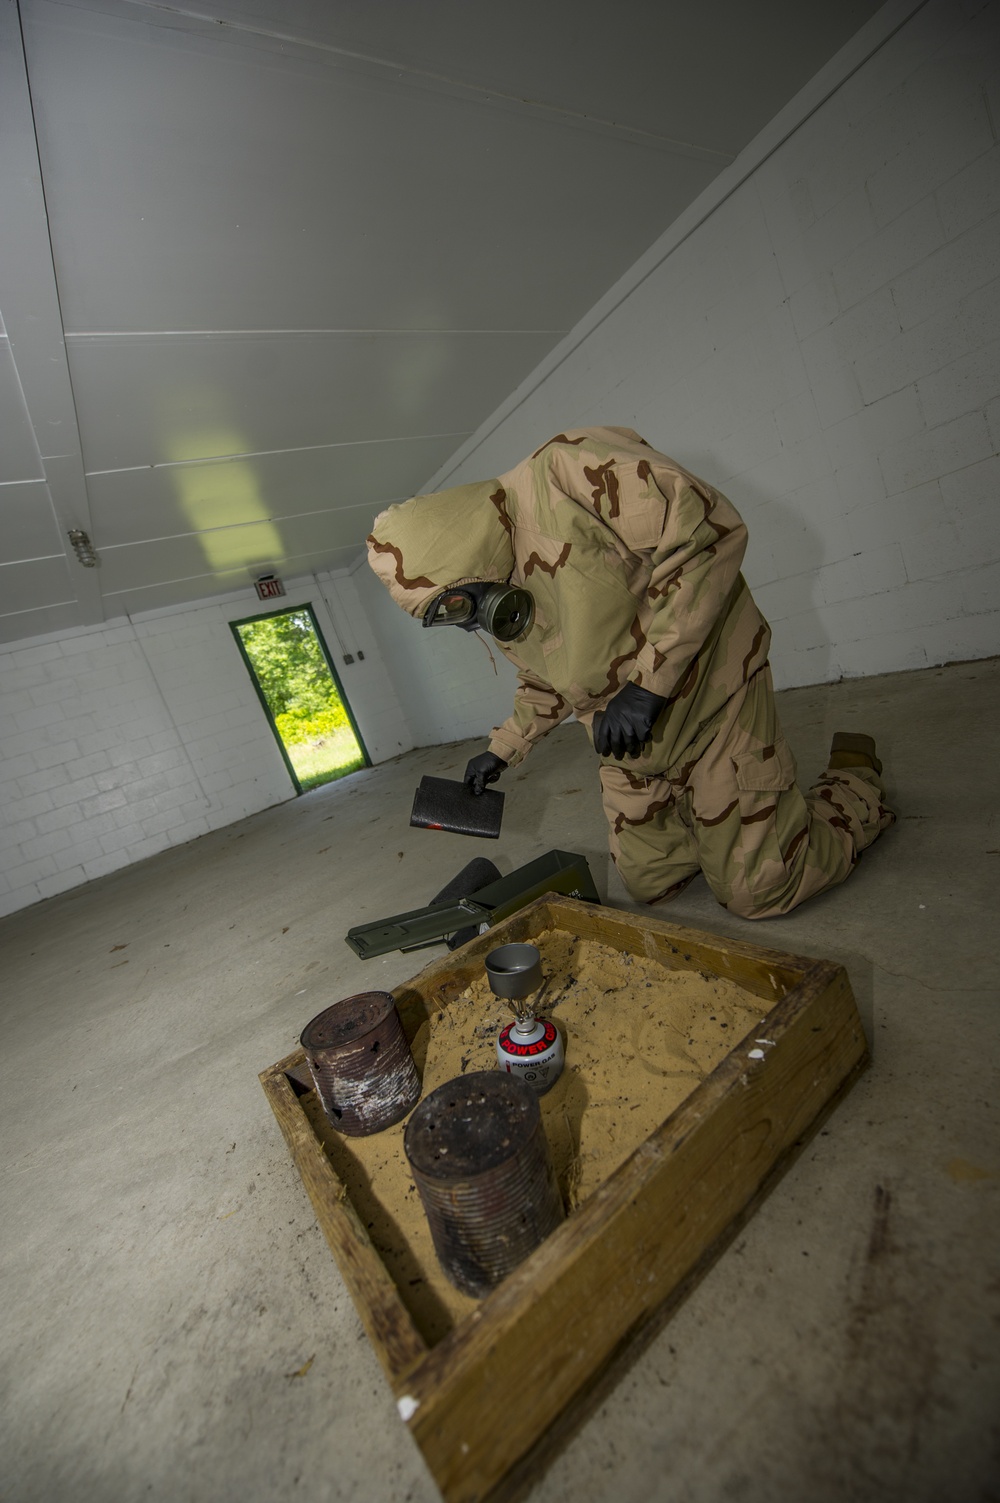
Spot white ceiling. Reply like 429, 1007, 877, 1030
0, 0, 884, 642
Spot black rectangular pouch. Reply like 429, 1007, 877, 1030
409, 775, 504, 839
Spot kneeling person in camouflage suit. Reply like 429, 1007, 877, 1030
367, 427, 893, 920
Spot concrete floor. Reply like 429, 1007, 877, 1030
2, 657, 998, 1503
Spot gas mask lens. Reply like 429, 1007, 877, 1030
423, 582, 534, 641
426, 589, 477, 626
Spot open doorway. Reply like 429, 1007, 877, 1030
231, 604, 369, 792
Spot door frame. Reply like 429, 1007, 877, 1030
229, 601, 370, 794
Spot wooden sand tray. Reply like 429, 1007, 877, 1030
260, 896, 868, 1503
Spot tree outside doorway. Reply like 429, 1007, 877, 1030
231, 605, 368, 792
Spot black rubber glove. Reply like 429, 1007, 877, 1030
464, 751, 508, 795
593, 682, 667, 760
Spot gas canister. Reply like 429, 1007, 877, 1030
496, 1014, 565, 1094
485, 942, 565, 1096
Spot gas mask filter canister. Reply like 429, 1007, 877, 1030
423, 582, 534, 642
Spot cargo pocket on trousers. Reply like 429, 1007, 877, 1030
733, 738, 797, 796
732, 737, 798, 899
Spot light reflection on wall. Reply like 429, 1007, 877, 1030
168, 428, 285, 576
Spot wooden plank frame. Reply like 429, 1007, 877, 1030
260, 896, 868, 1503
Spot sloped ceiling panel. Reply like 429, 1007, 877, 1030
28, 7, 722, 335
85, 434, 467, 548
0, 343, 44, 485
64, 333, 564, 472
0, 0, 883, 642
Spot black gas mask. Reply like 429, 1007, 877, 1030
422, 580, 534, 642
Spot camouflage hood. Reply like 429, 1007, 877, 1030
367, 479, 515, 621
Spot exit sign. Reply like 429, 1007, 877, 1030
255, 576, 286, 600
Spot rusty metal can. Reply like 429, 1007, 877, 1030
403, 1071, 564, 1297
300, 991, 420, 1136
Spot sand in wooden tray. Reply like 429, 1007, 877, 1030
304, 927, 768, 1345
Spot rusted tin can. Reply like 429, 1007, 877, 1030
403, 1071, 564, 1297
300, 991, 420, 1136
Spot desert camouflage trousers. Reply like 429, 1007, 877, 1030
600, 665, 894, 919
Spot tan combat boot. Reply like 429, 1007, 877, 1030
828, 731, 883, 775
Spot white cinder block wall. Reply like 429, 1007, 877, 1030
399, 0, 1000, 707
0, 576, 410, 917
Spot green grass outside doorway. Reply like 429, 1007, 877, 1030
287, 727, 368, 791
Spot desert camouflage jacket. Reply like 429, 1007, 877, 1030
367, 427, 770, 777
